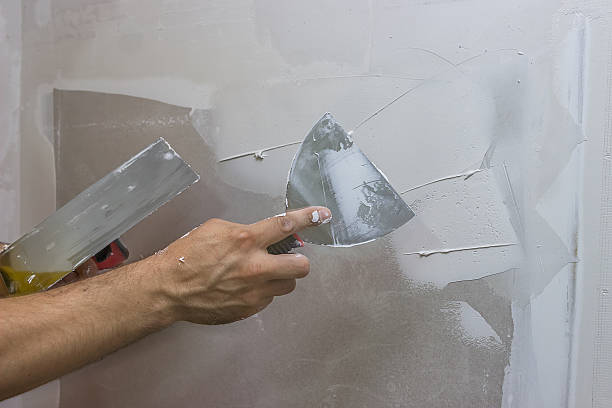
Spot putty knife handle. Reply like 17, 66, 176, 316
267, 234, 304, 255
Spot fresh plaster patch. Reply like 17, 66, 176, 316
442, 301, 503, 348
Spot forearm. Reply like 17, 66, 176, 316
0, 258, 176, 400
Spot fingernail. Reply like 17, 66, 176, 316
311, 208, 331, 224
320, 209, 332, 224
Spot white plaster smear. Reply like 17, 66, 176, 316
404, 242, 517, 257
218, 140, 302, 162
442, 301, 503, 347
395, 168, 522, 287
536, 141, 582, 253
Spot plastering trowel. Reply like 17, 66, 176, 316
0, 138, 199, 296
268, 113, 414, 254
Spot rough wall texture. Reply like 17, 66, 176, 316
16, 0, 607, 406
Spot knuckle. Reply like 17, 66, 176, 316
246, 261, 265, 277
233, 228, 254, 247
275, 215, 294, 233
203, 218, 223, 229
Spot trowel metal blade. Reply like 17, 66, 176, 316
0, 138, 199, 295
286, 113, 414, 246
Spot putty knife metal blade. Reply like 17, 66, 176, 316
285, 113, 414, 246
0, 138, 199, 296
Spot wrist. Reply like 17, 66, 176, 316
134, 255, 183, 327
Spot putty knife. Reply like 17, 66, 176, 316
0, 138, 199, 296
268, 113, 414, 254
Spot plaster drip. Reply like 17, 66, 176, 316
404, 243, 517, 257
400, 168, 483, 194
218, 140, 301, 163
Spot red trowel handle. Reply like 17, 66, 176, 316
267, 234, 304, 255
93, 239, 129, 270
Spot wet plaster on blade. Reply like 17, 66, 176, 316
55, 91, 512, 408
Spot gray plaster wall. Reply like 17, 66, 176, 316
53, 90, 512, 407
0, 0, 21, 243
14, 0, 612, 406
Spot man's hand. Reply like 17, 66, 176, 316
0, 207, 330, 400
150, 206, 331, 325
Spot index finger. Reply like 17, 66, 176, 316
250, 206, 331, 248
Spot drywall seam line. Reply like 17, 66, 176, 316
218, 140, 301, 163
403, 243, 517, 256
400, 168, 483, 194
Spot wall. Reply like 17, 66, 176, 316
0, 0, 22, 406
13, 0, 612, 407
0, 0, 21, 242
0, 2, 61, 407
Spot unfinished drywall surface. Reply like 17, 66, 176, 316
16, 0, 605, 406
0, 2, 62, 407
53, 90, 512, 407
0, 0, 21, 243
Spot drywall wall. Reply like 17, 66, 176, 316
0, 2, 62, 408
53, 89, 513, 407
570, 9, 612, 408
15, 0, 612, 407
0, 0, 21, 243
